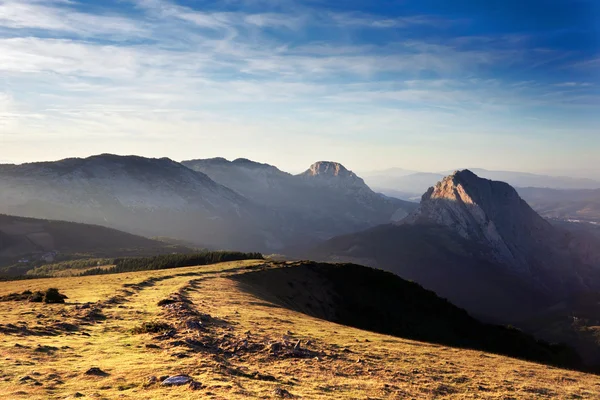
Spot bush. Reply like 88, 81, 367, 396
43, 288, 68, 303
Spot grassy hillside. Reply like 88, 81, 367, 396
0, 260, 598, 399
0, 214, 193, 276
233, 262, 581, 369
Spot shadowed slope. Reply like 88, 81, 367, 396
233, 261, 582, 370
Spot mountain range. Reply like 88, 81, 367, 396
363, 168, 600, 200
517, 187, 600, 224
0, 155, 416, 253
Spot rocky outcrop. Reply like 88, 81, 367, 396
401, 170, 600, 293
403, 170, 553, 269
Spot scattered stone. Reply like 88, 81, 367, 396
270, 342, 283, 355
153, 330, 177, 340
84, 367, 108, 377
143, 376, 158, 388
161, 375, 192, 386
157, 298, 177, 306
189, 380, 203, 390
28, 292, 44, 302
34, 345, 59, 353
273, 387, 293, 398
185, 319, 203, 330
145, 344, 161, 349
73, 393, 84, 398
19, 376, 33, 383
132, 321, 173, 335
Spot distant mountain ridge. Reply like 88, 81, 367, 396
1, 154, 416, 253
0, 154, 273, 251
364, 168, 600, 200
517, 187, 600, 224
182, 157, 417, 248
0, 213, 187, 276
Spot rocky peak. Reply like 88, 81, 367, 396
303, 161, 353, 178
299, 161, 371, 193
404, 169, 553, 269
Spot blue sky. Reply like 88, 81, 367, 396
0, 0, 598, 175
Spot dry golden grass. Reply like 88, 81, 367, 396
0, 260, 599, 399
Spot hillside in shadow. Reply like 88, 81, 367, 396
232, 261, 585, 371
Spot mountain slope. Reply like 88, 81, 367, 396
0, 155, 275, 251
1, 260, 597, 399
314, 170, 600, 364
182, 158, 417, 246
233, 261, 580, 368
0, 214, 187, 276
518, 187, 600, 223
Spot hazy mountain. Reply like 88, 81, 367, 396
182, 158, 417, 248
359, 167, 421, 179
314, 170, 600, 364
0, 213, 186, 275
0, 154, 274, 252
364, 172, 445, 199
365, 168, 600, 200
517, 187, 600, 223
1, 155, 416, 254
467, 169, 600, 190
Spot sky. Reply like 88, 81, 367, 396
0, 0, 599, 175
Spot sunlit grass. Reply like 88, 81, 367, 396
0, 260, 598, 399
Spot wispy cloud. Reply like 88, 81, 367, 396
0, 0, 147, 38
0, 0, 597, 171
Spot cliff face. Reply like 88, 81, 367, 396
403, 170, 555, 270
